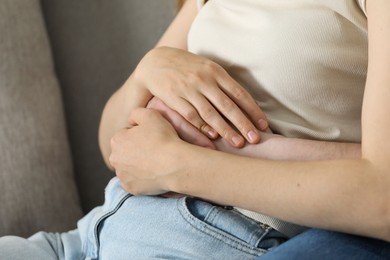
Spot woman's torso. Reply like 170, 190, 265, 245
189, 0, 368, 143
188, 0, 368, 238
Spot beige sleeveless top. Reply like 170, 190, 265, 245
189, 0, 368, 237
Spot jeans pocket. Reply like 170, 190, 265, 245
178, 197, 287, 255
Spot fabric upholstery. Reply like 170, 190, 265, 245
41, 0, 176, 212
0, 0, 83, 237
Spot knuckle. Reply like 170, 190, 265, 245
221, 98, 235, 113
203, 60, 220, 74
183, 108, 199, 122
108, 154, 117, 168
167, 78, 185, 94
110, 135, 118, 148
200, 106, 215, 120
199, 123, 208, 133
220, 127, 232, 140
199, 123, 209, 133
232, 87, 247, 101
110, 129, 126, 147
186, 71, 203, 86
236, 120, 251, 134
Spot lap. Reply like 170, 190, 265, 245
9, 177, 389, 260
79, 177, 287, 260
4, 175, 390, 260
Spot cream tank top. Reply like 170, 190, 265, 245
189, 0, 368, 237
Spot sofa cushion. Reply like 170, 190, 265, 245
0, 0, 83, 237
41, 0, 176, 212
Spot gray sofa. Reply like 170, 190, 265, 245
0, 0, 175, 237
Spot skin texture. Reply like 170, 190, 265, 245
147, 97, 361, 161
101, 0, 390, 242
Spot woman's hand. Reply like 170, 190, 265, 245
133, 47, 269, 148
109, 108, 184, 195
146, 97, 215, 149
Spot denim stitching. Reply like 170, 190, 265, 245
255, 226, 272, 248
204, 206, 220, 224
177, 198, 266, 256
94, 193, 133, 258
206, 206, 265, 248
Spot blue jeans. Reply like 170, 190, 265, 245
2, 177, 389, 259
0, 177, 286, 259
258, 228, 390, 260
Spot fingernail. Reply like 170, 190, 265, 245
208, 129, 218, 138
247, 130, 259, 142
202, 125, 218, 139
207, 129, 218, 139
232, 135, 244, 146
258, 119, 268, 130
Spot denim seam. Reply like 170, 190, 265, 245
205, 206, 220, 224
254, 226, 273, 248
177, 198, 266, 256
93, 193, 133, 259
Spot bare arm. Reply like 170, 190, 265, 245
213, 133, 361, 161
99, 0, 269, 167
148, 96, 361, 161
167, 0, 390, 240
98, 0, 198, 168
109, 0, 390, 241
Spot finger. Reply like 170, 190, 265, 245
204, 88, 261, 144
216, 70, 269, 131
189, 94, 246, 147
171, 97, 219, 139
176, 119, 216, 149
148, 97, 216, 149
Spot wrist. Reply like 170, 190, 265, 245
164, 141, 205, 195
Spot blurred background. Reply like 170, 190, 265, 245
41, 0, 176, 213
0, 0, 176, 236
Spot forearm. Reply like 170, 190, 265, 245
213, 133, 361, 161
169, 143, 389, 241
98, 76, 151, 168
99, 0, 197, 167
